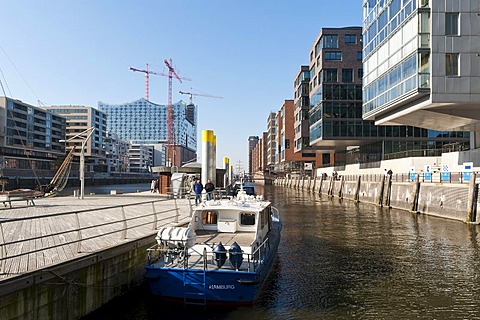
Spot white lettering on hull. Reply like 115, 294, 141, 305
208, 284, 235, 290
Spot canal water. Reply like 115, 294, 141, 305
84, 184, 480, 319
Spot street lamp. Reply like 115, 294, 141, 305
60, 127, 95, 199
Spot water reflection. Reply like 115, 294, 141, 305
84, 184, 480, 319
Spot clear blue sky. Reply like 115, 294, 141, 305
0, 0, 362, 172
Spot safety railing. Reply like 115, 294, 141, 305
0, 197, 189, 275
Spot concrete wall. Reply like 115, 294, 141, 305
275, 175, 479, 224
0, 234, 154, 320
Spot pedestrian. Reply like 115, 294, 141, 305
150, 179, 156, 193
154, 179, 159, 193
387, 169, 393, 176
193, 179, 203, 205
205, 179, 215, 200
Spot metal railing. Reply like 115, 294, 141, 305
323, 172, 476, 184
0, 198, 188, 275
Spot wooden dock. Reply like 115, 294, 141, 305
0, 191, 193, 279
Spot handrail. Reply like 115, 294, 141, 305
0, 197, 189, 275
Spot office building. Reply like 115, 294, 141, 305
44, 105, 107, 172
308, 26, 468, 165
362, 0, 477, 148
0, 97, 66, 176
248, 136, 259, 176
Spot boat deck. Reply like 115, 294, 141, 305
148, 230, 260, 272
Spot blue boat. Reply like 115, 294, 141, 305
144, 189, 282, 306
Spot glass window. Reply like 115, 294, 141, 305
446, 53, 459, 76
202, 210, 218, 225
345, 34, 356, 44
322, 35, 338, 48
357, 51, 362, 61
240, 212, 256, 226
323, 68, 337, 82
445, 13, 459, 36
358, 69, 363, 79
325, 51, 342, 61
342, 69, 353, 83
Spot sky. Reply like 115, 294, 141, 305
0, 0, 362, 173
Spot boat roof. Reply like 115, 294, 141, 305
193, 193, 270, 212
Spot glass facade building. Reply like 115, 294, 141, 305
362, 0, 480, 145
98, 98, 197, 152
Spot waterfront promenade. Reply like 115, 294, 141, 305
0, 191, 192, 279
0, 191, 194, 319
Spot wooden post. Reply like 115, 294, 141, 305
466, 172, 477, 223
354, 175, 361, 203
377, 175, 385, 206
410, 174, 421, 212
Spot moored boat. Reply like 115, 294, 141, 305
144, 189, 282, 306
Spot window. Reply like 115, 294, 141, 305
240, 212, 256, 226
445, 53, 459, 76
322, 35, 338, 48
345, 34, 356, 44
323, 68, 337, 82
358, 69, 363, 79
325, 51, 342, 61
357, 51, 362, 61
342, 69, 353, 83
202, 210, 218, 225
445, 13, 459, 36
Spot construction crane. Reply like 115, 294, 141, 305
129, 63, 168, 101
164, 58, 191, 167
178, 88, 223, 104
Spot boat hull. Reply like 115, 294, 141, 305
145, 220, 281, 305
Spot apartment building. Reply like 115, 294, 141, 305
44, 105, 107, 172
0, 97, 66, 175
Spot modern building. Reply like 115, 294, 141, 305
248, 136, 259, 176
362, 0, 479, 148
266, 112, 277, 174
103, 132, 130, 174
98, 98, 197, 167
276, 100, 321, 175
43, 105, 107, 172
128, 144, 153, 174
251, 132, 268, 179
0, 97, 66, 176
308, 26, 469, 166
293, 66, 312, 153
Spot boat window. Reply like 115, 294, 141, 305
202, 210, 218, 225
240, 212, 256, 226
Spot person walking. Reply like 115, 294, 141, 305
150, 179, 156, 193
205, 179, 215, 200
193, 179, 203, 205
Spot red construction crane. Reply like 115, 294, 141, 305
178, 88, 223, 104
164, 58, 191, 167
129, 63, 168, 101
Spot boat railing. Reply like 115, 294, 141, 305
0, 197, 191, 275
147, 236, 272, 273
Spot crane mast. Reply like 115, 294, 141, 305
163, 59, 191, 167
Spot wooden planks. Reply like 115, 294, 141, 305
0, 193, 192, 279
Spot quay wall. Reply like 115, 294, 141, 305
0, 234, 155, 320
274, 175, 479, 224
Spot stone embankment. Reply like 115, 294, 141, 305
274, 173, 479, 223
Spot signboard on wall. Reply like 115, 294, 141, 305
409, 166, 416, 181
441, 163, 450, 182
463, 162, 473, 182
424, 165, 431, 181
